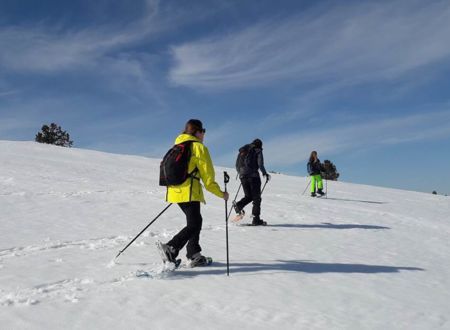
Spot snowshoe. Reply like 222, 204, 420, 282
156, 241, 178, 263
232, 201, 245, 222
240, 221, 267, 227
188, 253, 213, 268
232, 213, 245, 222
251, 219, 267, 226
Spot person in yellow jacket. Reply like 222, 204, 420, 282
159, 119, 229, 267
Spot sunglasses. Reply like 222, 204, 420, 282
200, 128, 206, 133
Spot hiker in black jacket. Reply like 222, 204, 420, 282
233, 139, 270, 226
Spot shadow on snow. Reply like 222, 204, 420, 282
268, 223, 390, 230
323, 197, 387, 204
172, 260, 424, 277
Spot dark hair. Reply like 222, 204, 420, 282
309, 151, 318, 162
252, 138, 262, 148
183, 119, 204, 135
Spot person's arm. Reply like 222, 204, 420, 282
257, 150, 268, 177
307, 162, 312, 175
235, 152, 240, 173
194, 144, 224, 198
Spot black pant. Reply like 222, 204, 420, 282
168, 202, 203, 259
236, 176, 262, 218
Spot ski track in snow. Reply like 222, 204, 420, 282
0, 217, 381, 307
0, 271, 156, 306
0, 226, 228, 306
0, 199, 430, 309
0, 278, 93, 306
0, 236, 130, 261
0, 189, 162, 197
0, 222, 256, 307
1, 142, 449, 329
0, 226, 201, 262
0, 269, 177, 307
0, 256, 206, 306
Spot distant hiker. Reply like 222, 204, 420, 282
233, 138, 270, 226
158, 119, 229, 267
307, 151, 325, 197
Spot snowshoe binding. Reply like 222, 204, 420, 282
232, 201, 245, 222
252, 220, 267, 226
156, 241, 181, 267
188, 253, 213, 268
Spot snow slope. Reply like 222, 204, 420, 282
0, 141, 449, 330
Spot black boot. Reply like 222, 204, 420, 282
317, 189, 325, 196
233, 201, 245, 217
252, 216, 267, 226
311, 192, 316, 197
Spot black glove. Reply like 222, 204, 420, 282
263, 173, 271, 181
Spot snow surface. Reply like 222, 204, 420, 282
0, 140, 449, 330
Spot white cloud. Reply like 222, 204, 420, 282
169, 0, 450, 90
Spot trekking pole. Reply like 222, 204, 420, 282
224, 171, 230, 276
261, 175, 270, 195
115, 203, 173, 259
302, 178, 311, 196
325, 176, 328, 199
226, 183, 242, 221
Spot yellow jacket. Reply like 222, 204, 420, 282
166, 134, 224, 203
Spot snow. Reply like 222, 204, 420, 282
0, 140, 449, 329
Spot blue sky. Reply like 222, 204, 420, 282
1, 0, 450, 194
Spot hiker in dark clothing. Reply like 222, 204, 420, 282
233, 139, 270, 226
307, 151, 325, 197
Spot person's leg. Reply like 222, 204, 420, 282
317, 175, 323, 190
310, 175, 317, 193
184, 202, 203, 259
235, 177, 253, 211
167, 202, 202, 258
250, 176, 262, 219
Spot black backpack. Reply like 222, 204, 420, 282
159, 141, 194, 186
236, 144, 258, 171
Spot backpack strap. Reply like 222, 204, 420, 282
189, 168, 199, 202
187, 141, 200, 202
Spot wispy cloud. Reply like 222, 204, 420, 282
210, 107, 450, 169
0, 1, 163, 74
0, 89, 19, 98
262, 110, 450, 167
169, 0, 450, 90
0, 0, 231, 76
0, 0, 234, 109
